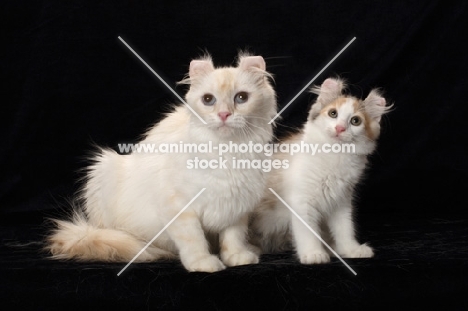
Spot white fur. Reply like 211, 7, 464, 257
251, 78, 390, 264
47, 54, 277, 272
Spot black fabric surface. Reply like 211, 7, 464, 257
2, 0, 468, 309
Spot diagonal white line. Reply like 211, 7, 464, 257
268, 188, 357, 276
118, 36, 207, 125
117, 188, 206, 276
268, 37, 356, 124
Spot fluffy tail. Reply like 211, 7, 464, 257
46, 213, 175, 262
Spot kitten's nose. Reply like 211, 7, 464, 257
335, 125, 346, 134
218, 111, 231, 122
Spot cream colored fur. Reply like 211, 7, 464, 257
47, 53, 277, 272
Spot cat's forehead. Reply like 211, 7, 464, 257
204, 67, 257, 90
209, 68, 237, 90
325, 96, 362, 113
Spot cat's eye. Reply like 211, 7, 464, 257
234, 92, 249, 104
350, 116, 362, 126
328, 109, 338, 118
202, 94, 216, 106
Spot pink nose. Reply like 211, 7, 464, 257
218, 111, 231, 122
335, 125, 346, 134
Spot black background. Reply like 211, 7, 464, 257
1, 1, 468, 309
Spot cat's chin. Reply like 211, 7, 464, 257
215, 125, 237, 137
329, 133, 352, 143
199, 124, 239, 141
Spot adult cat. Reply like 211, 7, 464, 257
48, 53, 277, 272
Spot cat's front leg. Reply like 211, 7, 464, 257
166, 209, 225, 272
220, 214, 259, 267
291, 209, 330, 264
328, 206, 374, 258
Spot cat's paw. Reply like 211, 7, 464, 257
299, 251, 330, 264
185, 255, 226, 273
347, 244, 374, 258
221, 250, 259, 267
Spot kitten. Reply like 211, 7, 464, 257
251, 78, 390, 264
47, 53, 277, 272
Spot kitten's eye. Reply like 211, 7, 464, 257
350, 116, 362, 126
328, 109, 338, 118
202, 94, 216, 106
234, 92, 248, 104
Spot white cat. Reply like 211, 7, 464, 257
47, 53, 277, 272
251, 78, 390, 264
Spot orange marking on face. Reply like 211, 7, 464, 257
319, 97, 348, 116
215, 71, 235, 94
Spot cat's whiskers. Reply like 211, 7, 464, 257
239, 125, 254, 140
242, 116, 273, 122
244, 120, 274, 137
272, 122, 300, 131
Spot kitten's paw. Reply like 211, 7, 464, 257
221, 250, 259, 267
186, 255, 226, 273
347, 244, 374, 258
299, 251, 330, 264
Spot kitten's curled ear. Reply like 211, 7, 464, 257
363, 89, 391, 123
189, 57, 215, 78
238, 56, 266, 71
311, 78, 345, 104
308, 78, 346, 120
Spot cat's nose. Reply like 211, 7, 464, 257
335, 125, 346, 134
218, 111, 231, 122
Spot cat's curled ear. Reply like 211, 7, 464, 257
189, 57, 215, 79
308, 78, 346, 120
363, 89, 391, 123
238, 56, 266, 71
314, 78, 345, 104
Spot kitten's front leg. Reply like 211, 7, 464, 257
291, 209, 330, 264
220, 214, 259, 267
328, 206, 374, 258
166, 209, 225, 272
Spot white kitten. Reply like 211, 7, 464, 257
251, 78, 390, 264
47, 53, 277, 272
